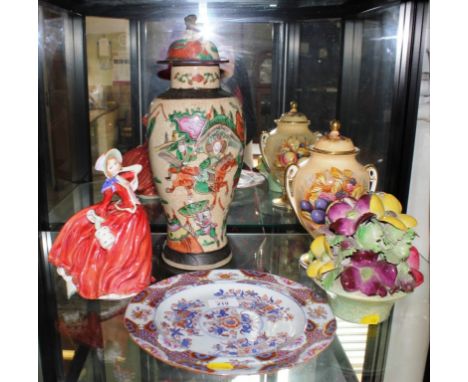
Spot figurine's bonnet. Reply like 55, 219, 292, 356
95, 148, 123, 177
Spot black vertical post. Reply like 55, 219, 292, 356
130, 19, 143, 145
38, 233, 64, 382
65, 345, 90, 382
66, 14, 92, 183
284, 22, 301, 110
271, 22, 286, 122
139, 349, 153, 382
39, 6, 50, 231
423, 347, 429, 381
362, 315, 393, 382
386, 0, 428, 209
338, 18, 363, 136
271, 21, 301, 116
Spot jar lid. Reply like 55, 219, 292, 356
157, 15, 228, 65
311, 120, 359, 155
275, 101, 310, 125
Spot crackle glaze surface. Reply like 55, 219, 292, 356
148, 66, 245, 256
124, 270, 336, 375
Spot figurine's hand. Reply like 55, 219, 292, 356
121, 164, 142, 174
87, 209, 106, 228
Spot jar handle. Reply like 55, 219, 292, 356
364, 164, 378, 192
285, 164, 300, 218
259, 131, 271, 173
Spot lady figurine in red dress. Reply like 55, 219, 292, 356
49, 149, 153, 300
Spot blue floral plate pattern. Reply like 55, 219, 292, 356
124, 269, 336, 375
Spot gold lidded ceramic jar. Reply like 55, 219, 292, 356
286, 120, 378, 236
260, 101, 320, 209
147, 15, 245, 271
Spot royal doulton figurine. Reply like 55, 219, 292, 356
49, 148, 153, 300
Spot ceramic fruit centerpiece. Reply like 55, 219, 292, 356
260, 101, 320, 209
286, 120, 378, 236
148, 15, 245, 271
49, 148, 153, 300
301, 192, 424, 324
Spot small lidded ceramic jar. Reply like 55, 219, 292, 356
286, 120, 378, 235
260, 101, 320, 208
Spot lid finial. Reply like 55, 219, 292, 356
330, 119, 341, 132
184, 14, 200, 32
311, 119, 357, 154
290, 101, 298, 113
329, 119, 341, 139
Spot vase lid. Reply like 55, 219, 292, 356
157, 15, 228, 65
275, 101, 310, 125
311, 120, 359, 155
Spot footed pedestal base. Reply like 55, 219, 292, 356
272, 194, 292, 209
162, 242, 232, 271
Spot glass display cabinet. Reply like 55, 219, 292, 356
38, 1, 429, 381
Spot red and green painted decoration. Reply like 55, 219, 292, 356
152, 106, 245, 205
173, 71, 220, 85
167, 38, 219, 62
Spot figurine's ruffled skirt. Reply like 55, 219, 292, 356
49, 204, 152, 299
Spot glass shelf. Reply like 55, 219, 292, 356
42, 233, 354, 381
40, 232, 429, 382
48, 180, 305, 232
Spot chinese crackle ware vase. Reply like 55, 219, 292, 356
148, 15, 245, 271
286, 120, 378, 236
260, 101, 320, 209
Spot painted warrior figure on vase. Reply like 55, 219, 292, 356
150, 104, 244, 256
49, 149, 153, 299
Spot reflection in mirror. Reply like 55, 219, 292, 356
296, 19, 343, 133
41, 7, 75, 210
339, 5, 401, 191
86, 17, 133, 178
143, 20, 274, 149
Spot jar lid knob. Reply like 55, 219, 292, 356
184, 14, 200, 32
290, 101, 298, 113
329, 119, 341, 139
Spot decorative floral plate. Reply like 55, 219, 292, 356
237, 170, 266, 189
124, 269, 336, 375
